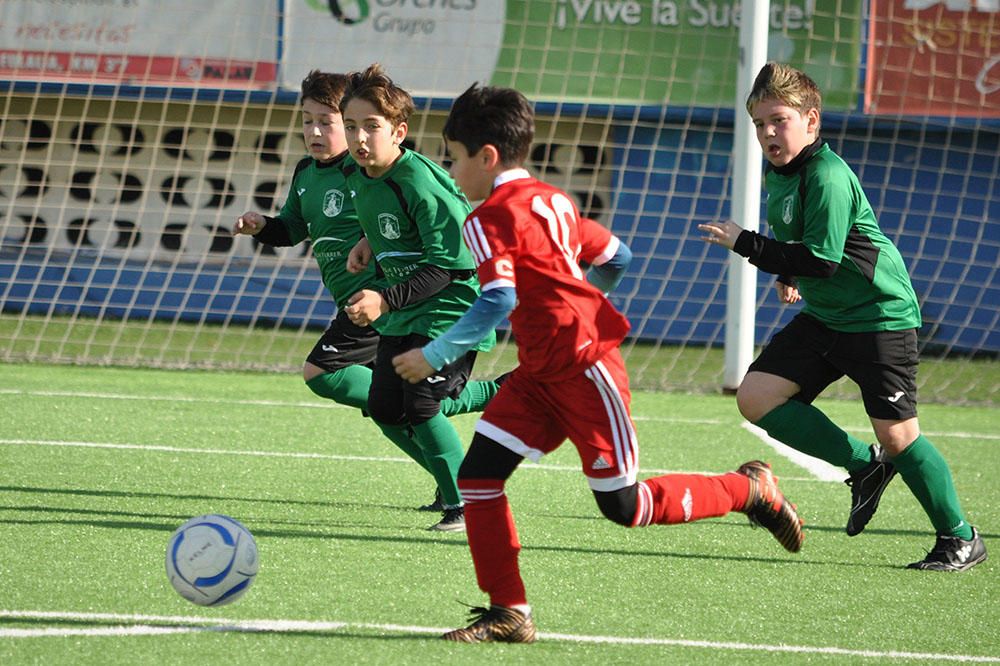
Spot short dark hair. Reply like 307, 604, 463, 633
443, 84, 534, 167
300, 69, 349, 110
339, 63, 414, 127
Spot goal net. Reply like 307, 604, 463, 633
1, 1, 997, 404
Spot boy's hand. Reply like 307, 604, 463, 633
392, 348, 435, 384
344, 289, 387, 326
347, 237, 372, 274
698, 221, 742, 250
776, 280, 801, 304
233, 211, 266, 236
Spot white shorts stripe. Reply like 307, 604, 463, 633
475, 419, 544, 462
585, 360, 638, 482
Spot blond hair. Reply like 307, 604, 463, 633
746, 62, 822, 121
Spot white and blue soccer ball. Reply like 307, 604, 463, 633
165, 514, 259, 606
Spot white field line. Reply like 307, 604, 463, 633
741, 423, 846, 482
0, 388, 721, 425
0, 610, 997, 662
0, 438, 736, 481
3, 387, 997, 439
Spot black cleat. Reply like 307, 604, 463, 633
429, 506, 465, 532
907, 527, 987, 572
737, 460, 804, 553
845, 445, 897, 536
418, 488, 443, 512
442, 605, 537, 643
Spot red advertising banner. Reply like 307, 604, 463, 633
0, 1, 278, 89
866, 1, 1000, 117
0, 51, 277, 88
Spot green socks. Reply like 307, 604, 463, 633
411, 413, 466, 507
754, 400, 873, 471
375, 423, 431, 473
892, 435, 973, 539
306, 371, 499, 417
305, 366, 373, 411
440, 379, 500, 417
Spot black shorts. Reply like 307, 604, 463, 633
368, 333, 477, 426
305, 310, 380, 372
749, 313, 919, 420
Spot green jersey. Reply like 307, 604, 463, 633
345, 149, 495, 351
764, 143, 922, 332
274, 153, 383, 311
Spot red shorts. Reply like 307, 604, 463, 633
475, 348, 638, 492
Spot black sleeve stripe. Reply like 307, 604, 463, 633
384, 178, 415, 225
801, 163, 878, 283
843, 226, 879, 283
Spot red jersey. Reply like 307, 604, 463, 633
462, 170, 630, 381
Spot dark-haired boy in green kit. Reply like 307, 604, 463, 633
233, 69, 499, 516
340, 63, 497, 532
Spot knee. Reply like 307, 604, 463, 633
303, 361, 324, 383
873, 419, 921, 457
735, 384, 764, 422
593, 485, 638, 527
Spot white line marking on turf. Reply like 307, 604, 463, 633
0, 388, 722, 425
5, 387, 997, 439
741, 422, 845, 482
1, 610, 997, 663
0, 438, 733, 480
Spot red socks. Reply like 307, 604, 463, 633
632, 473, 750, 526
459, 479, 527, 608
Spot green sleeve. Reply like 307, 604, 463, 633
274, 170, 310, 245
411, 194, 470, 270
802, 162, 854, 264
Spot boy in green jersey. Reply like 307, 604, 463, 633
700, 62, 985, 571
340, 64, 497, 532
233, 70, 499, 518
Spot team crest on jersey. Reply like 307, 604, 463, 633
323, 189, 344, 217
378, 213, 401, 239
781, 195, 795, 224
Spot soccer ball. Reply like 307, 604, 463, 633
165, 514, 259, 606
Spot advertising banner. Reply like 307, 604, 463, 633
491, 1, 862, 109
0, 0, 278, 88
866, 0, 1000, 117
281, 0, 860, 109
281, 0, 506, 96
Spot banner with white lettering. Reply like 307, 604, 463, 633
490, 0, 862, 109
0, 0, 278, 88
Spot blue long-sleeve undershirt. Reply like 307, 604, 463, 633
588, 240, 632, 294
423, 287, 515, 370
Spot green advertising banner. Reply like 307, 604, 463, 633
492, 0, 862, 110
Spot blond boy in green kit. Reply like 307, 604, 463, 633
700, 62, 985, 571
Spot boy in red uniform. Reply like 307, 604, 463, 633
393, 85, 805, 643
